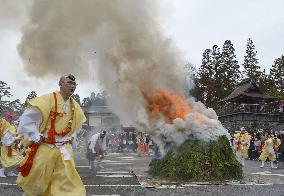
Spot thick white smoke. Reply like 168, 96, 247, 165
147, 98, 229, 155
17, 0, 229, 154
0, 0, 29, 29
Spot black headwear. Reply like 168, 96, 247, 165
66, 74, 76, 81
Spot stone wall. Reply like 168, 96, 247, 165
219, 112, 282, 132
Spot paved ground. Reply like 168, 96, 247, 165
0, 151, 284, 196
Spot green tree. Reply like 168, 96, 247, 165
197, 45, 227, 108
258, 69, 276, 96
211, 45, 224, 105
0, 81, 12, 113
184, 62, 198, 98
93, 93, 107, 106
269, 55, 284, 98
26, 91, 37, 101
23, 91, 38, 108
8, 99, 24, 116
0, 81, 12, 102
196, 48, 215, 106
82, 92, 108, 107
82, 97, 91, 106
242, 38, 261, 82
220, 40, 241, 97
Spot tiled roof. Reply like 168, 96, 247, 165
222, 81, 276, 102
87, 105, 112, 113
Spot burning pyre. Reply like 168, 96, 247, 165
139, 88, 242, 181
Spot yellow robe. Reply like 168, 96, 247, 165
234, 132, 251, 159
0, 119, 24, 168
259, 138, 281, 161
16, 92, 86, 196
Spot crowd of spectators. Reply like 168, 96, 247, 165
231, 128, 284, 166
106, 131, 158, 156
219, 100, 284, 115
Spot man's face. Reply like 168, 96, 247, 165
60, 77, 77, 98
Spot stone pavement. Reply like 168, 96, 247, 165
0, 152, 284, 196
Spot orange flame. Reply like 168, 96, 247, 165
140, 88, 203, 124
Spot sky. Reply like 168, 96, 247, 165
0, 0, 284, 102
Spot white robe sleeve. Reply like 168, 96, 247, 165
2, 131, 15, 146
18, 108, 42, 142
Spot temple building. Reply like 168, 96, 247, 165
218, 80, 283, 132
81, 104, 121, 132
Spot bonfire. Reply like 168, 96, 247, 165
141, 88, 243, 181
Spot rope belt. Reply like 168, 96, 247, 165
44, 138, 73, 148
18, 139, 72, 177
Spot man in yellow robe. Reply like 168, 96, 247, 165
16, 74, 86, 196
234, 127, 251, 166
259, 134, 281, 168
0, 118, 23, 177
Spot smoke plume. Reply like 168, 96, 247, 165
0, 0, 29, 29
18, 0, 229, 154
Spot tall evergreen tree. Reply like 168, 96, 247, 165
197, 44, 233, 108
8, 99, 24, 116
23, 91, 38, 108
211, 45, 222, 81
82, 97, 91, 106
196, 48, 215, 106
220, 40, 241, 97
211, 45, 223, 104
258, 69, 269, 93
26, 91, 37, 101
269, 55, 284, 98
184, 62, 198, 98
242, 38, 261, 82
0, 81, 12, 102
0, 81, 12, 112
258, 69, 276, 97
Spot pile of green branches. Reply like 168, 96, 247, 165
149, 135, 242, 181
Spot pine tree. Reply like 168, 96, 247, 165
220, 40, 241, 97
184, 62, 198, 98
82, 97, 91, 106
269, 55, 284, 98
258, 69, 268, 93
264, 76, 277, 97
0, 81, 12, 112
0, 81, 12, 102
197, 48, 215, 107
8, 99, 24, 116
211, 45, 223, 104
23, 91, 38, 108
242, 38, 261, 82
258, 69, 276, 97
26, 91, 37, 101
197, 45, 232, 108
